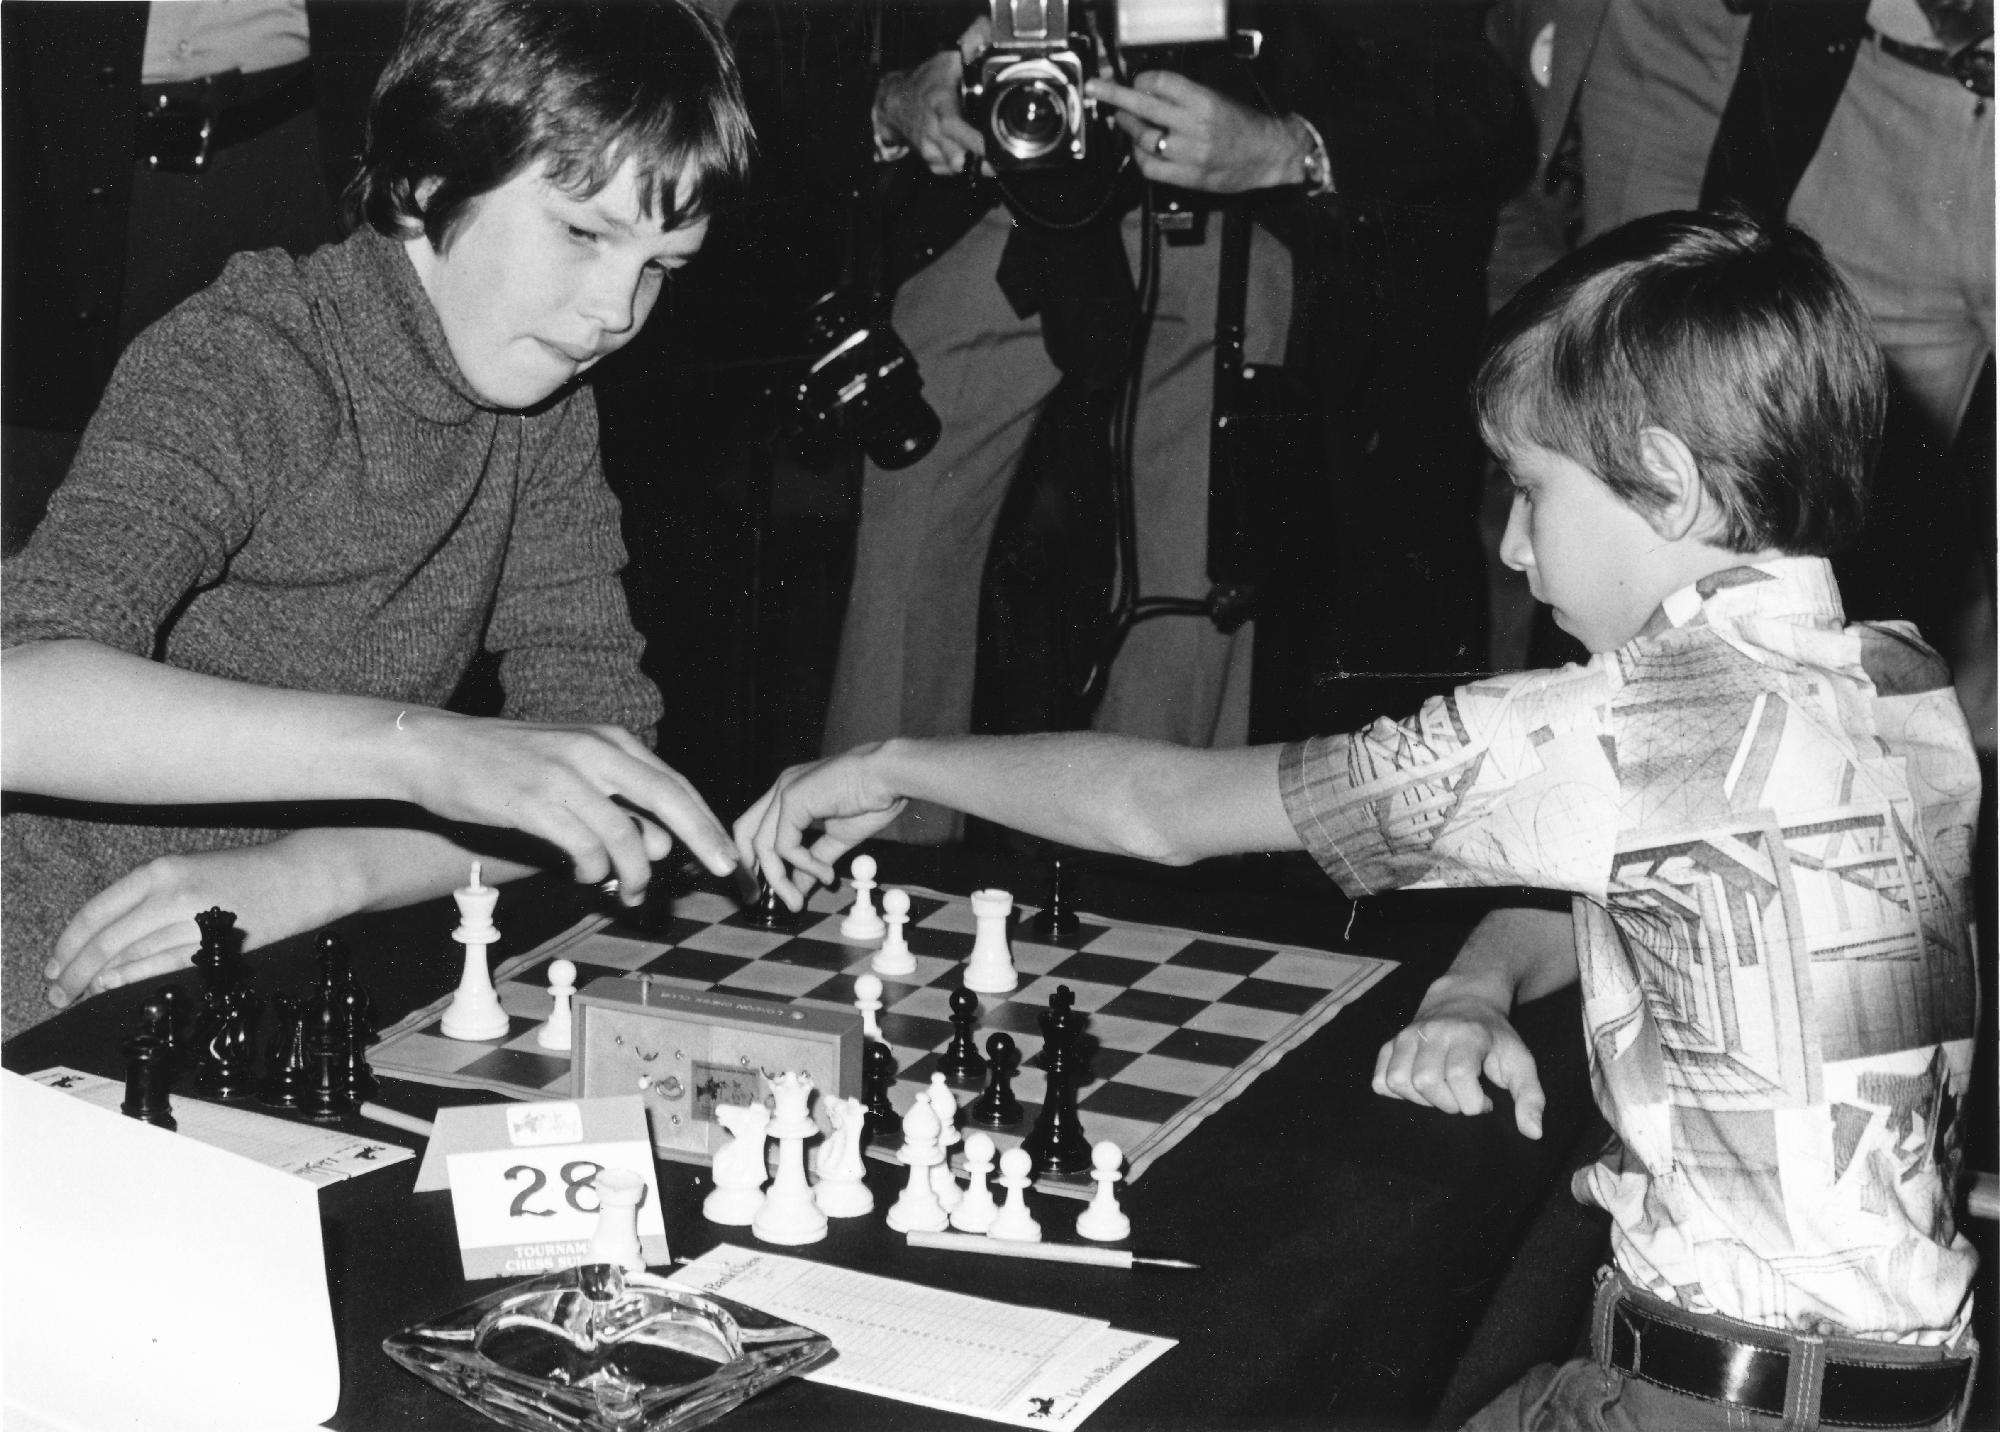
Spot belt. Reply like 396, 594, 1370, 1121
1608, 1297, 1974, 1429
1873, 29, 1994, 99
136, 60, 315, 173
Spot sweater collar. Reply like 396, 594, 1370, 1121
331, 227, 488, 425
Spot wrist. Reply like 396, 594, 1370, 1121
1282, 114, 1333, 195
379, 704, 459, 810
1416, 968, 1516, 1021
268, 829, 373, 927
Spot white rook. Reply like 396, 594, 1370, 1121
963, 888, 1018, 994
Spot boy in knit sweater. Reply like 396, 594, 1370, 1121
0, 0, 754, 1035
739, 212, 1981, 1429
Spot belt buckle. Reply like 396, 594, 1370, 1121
1950, 44, 1994, 99
142, 93, 215, 173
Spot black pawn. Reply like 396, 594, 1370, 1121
861, 1040, 899, 1148
968, 1031, 1023, 1128
936, 988, 988, 1088
258, 996, 308, 1110
1030, 854, 1082, 942
1022, 987, 1091, 1176
746, 878, 795, 932
121, 1017, 176, 1131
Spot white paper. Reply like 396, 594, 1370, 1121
668, 1244, 1174, 1428
24, 1067, 412, 1185
1, 1070, 341, 1432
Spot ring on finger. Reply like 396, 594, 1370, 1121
1152, 130, 1170, 158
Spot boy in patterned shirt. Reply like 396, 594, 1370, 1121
740, 210, 1982, 1430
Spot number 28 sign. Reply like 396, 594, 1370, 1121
444, 1097, 669, 1280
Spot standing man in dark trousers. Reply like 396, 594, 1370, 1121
1, 1, 404, 549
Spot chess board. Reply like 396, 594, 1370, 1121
368, 885, 1393, 1198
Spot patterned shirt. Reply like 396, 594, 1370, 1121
1280, 558, 1979, 1342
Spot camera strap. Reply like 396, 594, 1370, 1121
1205, 204, 1255, 605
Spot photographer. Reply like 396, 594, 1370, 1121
825, 3, 1307, 845
824, 2, 1524, 844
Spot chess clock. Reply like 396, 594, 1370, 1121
571, 977, 864, 1165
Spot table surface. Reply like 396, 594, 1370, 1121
3, 845, 1611, 1432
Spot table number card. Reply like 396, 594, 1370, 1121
438, 1095, 669, 1279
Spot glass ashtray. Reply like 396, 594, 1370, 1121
384, 1262, 835, 1432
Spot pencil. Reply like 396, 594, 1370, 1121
906, 1230, 1198, 1269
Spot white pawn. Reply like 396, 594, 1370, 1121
1074, 1141, 1131, 1242
949, 1131, 1000, 1233
587, 1167, 649, 1273
986, 1146, 1042, 1242
964, 888, 1018, 994
442, 862, 510, 1041
871, 888, 916, 978
927, 1075, 963, 1211
839, 853, 887, 942
536, 958, 576, 1051
754, 1073, 828, 1245
702, 1101, 770, 1225
811, 1096, 875, 1218
853, 972, 884, 1042
884, 1100, 949, 1233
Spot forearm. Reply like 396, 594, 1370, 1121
1, 638, 440, 805
865, 733, 1299, 864
1419, 905, 1579, 1016
276, 826, 539, 922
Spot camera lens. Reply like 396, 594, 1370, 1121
790, 289, 941, 471
993, 79, 1069, 160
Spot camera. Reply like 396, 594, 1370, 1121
962, 0, 1230, 171
788, 288, 941, 471
964, 0, 1102, 171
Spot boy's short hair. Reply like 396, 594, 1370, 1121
1474, 210, 1885, 555
346, 0, 754, 247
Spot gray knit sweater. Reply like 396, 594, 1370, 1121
2, 227, 664, 1037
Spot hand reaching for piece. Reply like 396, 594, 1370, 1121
734, 747, 908, 909
394, 709, 738, 904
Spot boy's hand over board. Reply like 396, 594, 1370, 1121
734, 747, 908, 908
43, 836, 344, 1008
394, 710, 738, 904
1372, 978, 1547, 1140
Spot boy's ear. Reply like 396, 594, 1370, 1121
1636, 426, 1707, 542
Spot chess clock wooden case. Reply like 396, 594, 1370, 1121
571, 978, 864, 1164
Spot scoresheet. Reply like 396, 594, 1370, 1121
668, 1243, 1174, 1428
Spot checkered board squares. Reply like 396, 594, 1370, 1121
368, 885, 1393, 1199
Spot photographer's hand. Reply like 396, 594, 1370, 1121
875, 24, 991, 177
1086, 71, 1313, 193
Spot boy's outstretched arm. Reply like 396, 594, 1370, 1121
0, 639, 739, 898
43, 826, 548, 1006
1372, 905, 1578, 1140
736, 733, 1302, 905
